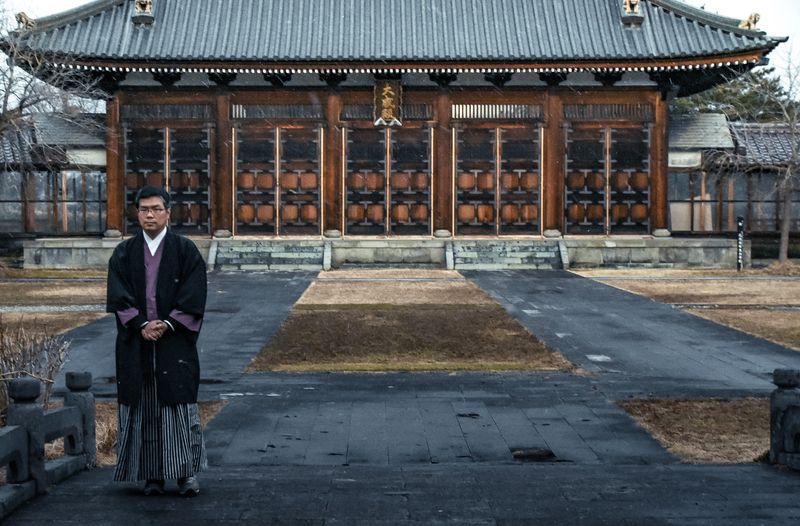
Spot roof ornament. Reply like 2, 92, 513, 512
621, 0, 644, 26
623, 0, 641, 15
738, 13, 760, 30
15, 12, 36, 30
132, 0, 155, 26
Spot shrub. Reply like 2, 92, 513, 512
0, 315, 70, 417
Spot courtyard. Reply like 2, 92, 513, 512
1, 266, 800, 523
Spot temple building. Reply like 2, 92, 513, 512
9, 0, 788, 268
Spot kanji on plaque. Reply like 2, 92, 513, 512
374, 80, 402, 126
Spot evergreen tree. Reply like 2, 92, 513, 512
671, 68, 797, 123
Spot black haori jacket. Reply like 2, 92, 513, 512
106, 231, 207, 406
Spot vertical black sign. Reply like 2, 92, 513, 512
737, 216, 744, 271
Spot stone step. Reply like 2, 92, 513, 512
214, 240, 324, 271
452, 240, 563, 270
330, 240, 447, 268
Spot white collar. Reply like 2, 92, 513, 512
143, 228, 167, 256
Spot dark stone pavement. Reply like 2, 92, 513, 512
53, 272, 317, 396
8, 463, 800, 525
9, 270, 800, 525
464, 270, 800, 398
204, 373, 672, 467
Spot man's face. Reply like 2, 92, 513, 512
137, 195, 171, 236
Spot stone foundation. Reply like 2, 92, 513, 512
564, 237, 749, 268
23, 236, 748, 270
23, 238, 214, 269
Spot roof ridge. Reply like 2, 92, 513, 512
648, 0, 764, 36
732, 122, 794, 130
10, 0, 783, 74
27, 0, 126, 32
23, 0, 773, 37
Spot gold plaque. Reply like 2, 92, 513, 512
374, 80, 402, 127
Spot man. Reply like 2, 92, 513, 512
106, 186, 208, 496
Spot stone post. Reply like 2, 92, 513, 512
770, 369, 800, 470
64, 372, 96, 467
6, 378, 46, 493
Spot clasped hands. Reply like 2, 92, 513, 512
141, 320, 168, 341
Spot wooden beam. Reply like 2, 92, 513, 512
105, 96, 124, 233
116, 90, 217, 105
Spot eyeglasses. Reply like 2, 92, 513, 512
138, 206, 167, 215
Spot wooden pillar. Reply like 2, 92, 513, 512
434, 91, 452, 233
651, 94, 669, 231
214, 93, 232, 233
105, 96, 124, 233
22, 170, 36, 233
324, 91, 342, 233
542, 92, 564, 233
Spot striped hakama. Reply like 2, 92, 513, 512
113, 346, 207, 482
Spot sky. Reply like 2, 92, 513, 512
4, 0, 800, 78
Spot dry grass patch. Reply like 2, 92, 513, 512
574, 261, 800, 279
688, 308, 800, 352
1, 312, 108, 335
298, 280, 495, 306
598, 279, 800, 305
763, 261, 800, 276
317, 269, 463, 280
255, 269, 571, 372
248, 304, 572, 372
622, 398, 769, 463
94, 401, 120, 466
0, 267, 106, 280
0, 282, 106, 306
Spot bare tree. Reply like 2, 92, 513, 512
0, 2, 106, 171
773, 61, 800, 263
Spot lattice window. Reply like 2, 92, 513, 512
344, 127, 432, 236
564, 125, 651, 235
341, 104, 432, 121
234, 126, 322, 236
232, 104, 324, 120
452, 104, 543, 121
564, 104, 654, 122
454, 126, 541, 236
122, 105, 213, 121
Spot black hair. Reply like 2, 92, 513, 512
134, 185, 172, 209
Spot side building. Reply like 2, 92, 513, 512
0, 114, 106, 238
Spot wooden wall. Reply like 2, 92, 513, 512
108, 87, 665, 236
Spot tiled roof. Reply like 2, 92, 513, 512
730, 123, 800, 167
30, 114, 105, 147
669, 113, 734, 151
0, 114, 104, 167
16, 0, 784, 66
0, 128, 33, 166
